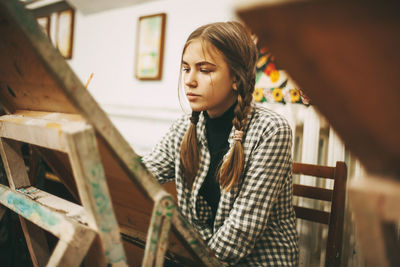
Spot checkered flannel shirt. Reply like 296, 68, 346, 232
143, 103, 299, 266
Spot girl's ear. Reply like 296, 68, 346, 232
233, 81, 238, 91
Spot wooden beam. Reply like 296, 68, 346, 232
0, 184, 93, 241
143, 194, 174, 267
0, 112, 88, 153
47, 230, 95, 267
65, 127, 128, 266
17, 186, 90, 224
0, 138, 50, 266
0, 138, 30, 189
18, 218, 51, 267
292, 162, 335, 179
293, 184, 332, 201
293, 206, 330, 224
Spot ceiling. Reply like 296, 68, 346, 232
25, 0, 160, 14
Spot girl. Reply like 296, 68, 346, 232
143, 21, 299, 266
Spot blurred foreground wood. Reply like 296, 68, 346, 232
236, 0, 400, 266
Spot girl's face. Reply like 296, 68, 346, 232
182, 39, 236, 118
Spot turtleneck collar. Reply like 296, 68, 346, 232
203, 102, 236, 128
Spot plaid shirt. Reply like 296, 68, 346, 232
143, 103, 299, 266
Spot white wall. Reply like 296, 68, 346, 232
65, 0, 237, 154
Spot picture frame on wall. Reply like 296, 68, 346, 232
135, 13, 166, 80
36, 15, 51, 38
56, 8, 75, 59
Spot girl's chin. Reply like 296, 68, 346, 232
189, 105, 205, 112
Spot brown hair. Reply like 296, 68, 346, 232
179, 21, 257, 191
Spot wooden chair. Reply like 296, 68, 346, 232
292, 161, 347, 267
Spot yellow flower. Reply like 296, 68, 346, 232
256, 55, 268, 68
272, 88, 283, 102
253, 88, 264, 102
290, 89, 300, 103
270, 70, 280, 83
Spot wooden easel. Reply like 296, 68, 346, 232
0, 111, 127, 266
0, 1, 222, 266
0, 110, 198, 267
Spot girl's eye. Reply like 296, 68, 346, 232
182, 67, 190, 73
200, 69, 211, 74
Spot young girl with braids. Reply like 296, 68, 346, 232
143, 21, 298, 266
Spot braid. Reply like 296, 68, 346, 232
180, 111, 200, 190
217, 89, 253, 191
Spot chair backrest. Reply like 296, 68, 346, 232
292, 161, 347, 267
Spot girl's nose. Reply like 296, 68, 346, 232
185, 73, 197, 88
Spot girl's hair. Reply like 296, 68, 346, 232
179, 21, 258, 191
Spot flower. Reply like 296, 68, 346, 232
272, 88, 283, 102
283, 89, 292, 103
290, 89, 300, 103
253, 88, 264, 102
269, 70, 280, 83
264, 88, 274, 102
256, 55, 268, 68
264, 63, 276, 76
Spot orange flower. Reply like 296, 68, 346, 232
264, 63, 276, 76
270, 70, 280, 83
272, 88, 283, 102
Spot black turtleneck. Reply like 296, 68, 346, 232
199, 103, 236, 228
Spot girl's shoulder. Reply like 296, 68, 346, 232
249, 102, 292, 132
169, 113, 191, 135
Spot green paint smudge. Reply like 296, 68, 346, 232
6, 193, 59, 226
90, 182, 109, 214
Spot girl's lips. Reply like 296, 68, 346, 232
186, 93, 200, 101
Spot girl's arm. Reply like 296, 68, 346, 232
207, 125, 293, 264
142, 120, 181, 183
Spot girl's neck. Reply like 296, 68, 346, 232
205, 101, 236, 120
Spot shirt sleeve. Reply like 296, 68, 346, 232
142, 119, 182, 184
207, 125, 293, 264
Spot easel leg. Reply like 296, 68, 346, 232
47, 226, 96, 267
0, 138, 50, 266
19, 218, 51, 267
143, 195, 174, 267
66, 129, 128, 266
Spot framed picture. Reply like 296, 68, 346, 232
36, 15, 51, 37
56, 8, 75, 59
135, 13, 166, 80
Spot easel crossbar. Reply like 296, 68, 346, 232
0, 111, 90, 152
0, 183, 94, 242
